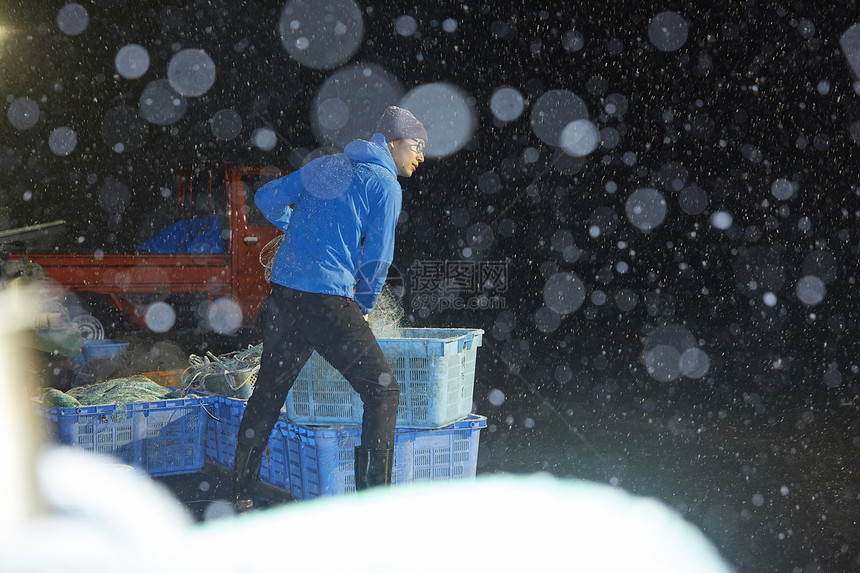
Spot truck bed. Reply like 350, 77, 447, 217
24, 253, 233, 295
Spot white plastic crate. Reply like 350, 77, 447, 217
286, 328, 483, 428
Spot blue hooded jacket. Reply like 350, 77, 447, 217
255, 133, 401, 314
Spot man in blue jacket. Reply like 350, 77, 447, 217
233, 107, 427, 511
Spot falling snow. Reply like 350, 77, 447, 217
0, 2, 858, 572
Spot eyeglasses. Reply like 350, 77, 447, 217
406, 140, 425, 154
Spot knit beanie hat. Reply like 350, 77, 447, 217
375, 106, 428, 144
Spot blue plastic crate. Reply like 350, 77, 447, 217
204, 394, 290, 490
281, 413, 486, 500
39, 395, 214, 477
81, 339, 129, 361
73, 339, 129, 367
286, 328, 484, 428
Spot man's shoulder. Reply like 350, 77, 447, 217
356, 161, 399, 191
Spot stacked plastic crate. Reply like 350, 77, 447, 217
203, 393, 292, 490
37, 395, 215, 477
36, 338, 215, 477
284, 328, 486, 500
205, 328, 486, 500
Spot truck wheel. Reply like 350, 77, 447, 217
72, 313, 105, 341
68, 297, 129, 340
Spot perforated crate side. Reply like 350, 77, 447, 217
403, 423, 481, 483
41, 397, 215, 477
285, 328, 483, 428
280, 414, 486, 500
47, 404, 139, 466
134, 398, 211, 477
283, 424, 355, 499
206, 395, 245, 467
204, 395, 291, 490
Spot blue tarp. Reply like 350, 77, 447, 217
138, 216, 224, 253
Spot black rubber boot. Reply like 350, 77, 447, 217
232, 443, 265, 513
354, 446, 394, 491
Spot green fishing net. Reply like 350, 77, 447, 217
41, 387, 81, 408
41, 375, 181, 416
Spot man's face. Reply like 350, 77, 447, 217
389, 138, 425, 177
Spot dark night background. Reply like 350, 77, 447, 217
1, 1, 859, 571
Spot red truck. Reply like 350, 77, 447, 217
8, 164, 289, 339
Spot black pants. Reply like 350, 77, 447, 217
237, 284, 400, 456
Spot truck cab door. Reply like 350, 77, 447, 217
227, 165, 290, 328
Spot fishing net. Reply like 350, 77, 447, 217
41, 387, 82, 408
367, 284, 406, 339
179, 345, 261, 399
41, 375, 181, 419
259, 234, 284, 282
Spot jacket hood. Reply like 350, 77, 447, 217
344, 133, 397, 177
